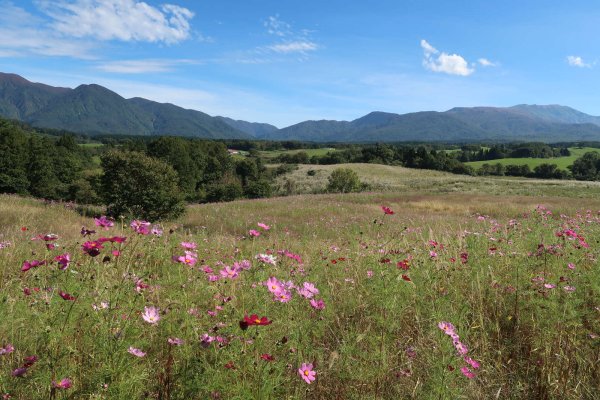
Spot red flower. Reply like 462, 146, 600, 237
243, 314, 273, 326
59, 291, 76, 301
401, 274, 412, 282
260, 353, 275, 361
381, 206, 394, 215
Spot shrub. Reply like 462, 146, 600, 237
100, 150, 185, 220
327, 168, 362, 193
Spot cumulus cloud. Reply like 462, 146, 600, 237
38, 0, 195, 44
421, 40, 474, 76
566, 55, 592, 68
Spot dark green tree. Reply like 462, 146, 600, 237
100, 150, 185, 220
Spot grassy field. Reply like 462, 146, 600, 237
466, 147, 600, 170
259, 148, 336, 161
273, 162, 600, 198
1, 172, 599, 398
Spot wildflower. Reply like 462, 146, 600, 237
257, 222, 271, 230
94, 216, 114, 229
82, 241, 103, 257
128, 347, 146, 357
54, 253, 71, 270
397, 259, 410, 270
367, 270, 374, 278
243, 314, 273, 326
266, 277, 284, 294
130, 220, 151, 235
381, 206, 394, 215
220, 265, 240, 279
438, 321, 456, 336
23, 356, 38, 367
168, 337, 184, 346
142, 306, 160, 325
256, 253, 277, 265
274, 289, 292, 303
453, 340, 469, 355
310, 299, 325, 310
567, 263, 575, 270
180, 242, 197, 250
151, 225, 163, 236
0, 241, 11, 249
249, 229, 261, 237
543, 283, 556, 289
460, 366, 475, 379
175, 252, 198, 266
464, 356, 480, 369
21, 260, 46, 272
11, 367, 27, 377
260, 353, 275, 361
563, 285, 576, 293
234, 260, 251, 270
0, 344, 14, 355
59, 291, 76, 301
298, 363, 316, 384
80, 227, 96, 237
52, 378, 72, 389
200, 334, 215, 348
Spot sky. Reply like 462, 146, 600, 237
1, 0, 599, 127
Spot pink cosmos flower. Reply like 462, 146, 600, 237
94, 216, 114, 229
454, 340, 469, 355
59, 291, 76, 301
175, 251, 198, 266
0, 344, 14, 355
563, 285, 576, 292
567, 263, 575, 270
130, 220, 151, 235
274, 289, 292, 303
257, 222, 271, 230
128, 347, 146, 357
21, 260, 46, 272
219, 265, 240, 279
266, 277, 283, 294
142, 306, 160, 325
460, 366, 475, 379
298, 363, 316, 384
256, 253, 277, 265
54, 253, 71, 270
438, 321, 456, 336
367, 270, 374, 278
168, 337, 184, 346
181, 242, 197, 250
249, 230, 261, 237
310, 299, 325, 310
151, 226, 163, 236
544, 283, 556, 289
52, 378, 72, 389
464, 356, 480, 369
11, 367, 27, 377
82, 241, 103, 257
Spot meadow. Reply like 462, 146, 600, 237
1, 170, 599, 399
465, 147, 600, 171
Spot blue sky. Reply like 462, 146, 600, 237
1, 0, 599, 127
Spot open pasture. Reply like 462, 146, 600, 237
0, 189, 599, 399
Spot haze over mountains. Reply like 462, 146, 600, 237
2, 72, 600, 143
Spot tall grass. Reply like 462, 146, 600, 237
0, 193, 599, 399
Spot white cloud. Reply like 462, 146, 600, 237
264, 15, 292, 37
478, 58, 497, 67
95, 59, 198, 74
37, 0, 194, 44
566, 55, 592, 68
421, 40, 474, 76
0, 2, 94, 58
268, 41, 318, 54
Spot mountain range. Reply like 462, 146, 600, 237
2, 72, 600, 143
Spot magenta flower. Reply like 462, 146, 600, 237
130, 220, 151, 235
544, 283, 556, 289
460, 366, 475, 379
310, 299, 326, 310
220, 265, 240, 279
54, 253, 71, 270
168, 337, 184, 346
256, 253, 277, 265
128, 347, 146, 357
567, 262, 575, 270
180, 242, 197, 250
249, 229, 261, 237
257, 222, 271, 230
273, 289, 292, 303
82, 241, 103, 257
438, 321, 456, 336
94, 216, 114, 229
0, 344, 14, 355
298, 363, 316, 384
142, 306, 160, 325
11, 367, 27, 377
464, 356, 480, 370
21, 260, 46, 272
52, 378, 72, 389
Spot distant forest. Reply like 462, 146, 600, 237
2, 116, 600, 215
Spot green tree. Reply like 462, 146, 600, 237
327, 168, 362, 193
100, 150, 185, 220
570, 152, 600, 181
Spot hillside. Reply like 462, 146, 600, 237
3, 72, 600, 142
